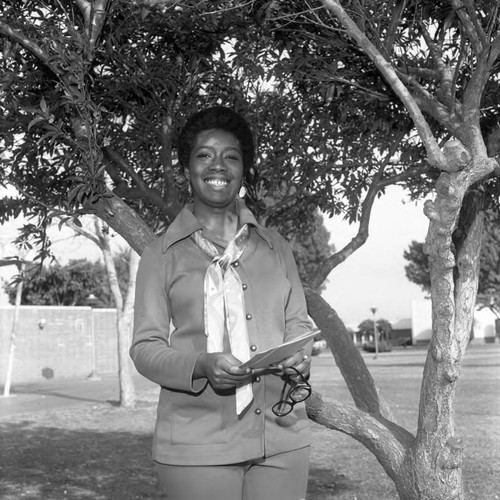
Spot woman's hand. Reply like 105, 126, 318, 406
276, 348, 311, 380
194, 352, 253, 390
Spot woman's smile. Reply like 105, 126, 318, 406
204, 177, 229, 187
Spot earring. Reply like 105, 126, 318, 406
238, 184, 247, 198
187, 183, 192, 197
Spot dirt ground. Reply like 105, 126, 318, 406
0, 344, 499, 499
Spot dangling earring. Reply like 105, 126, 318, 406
185, 173, 192, 198
238, 184, 247, 198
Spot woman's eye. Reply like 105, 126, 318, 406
196, 153, 211, 159
226, 155, 240, 161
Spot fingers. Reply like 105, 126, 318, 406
218, 353, 252, 377
277, 350, 311, 379
204, 353, 253, 390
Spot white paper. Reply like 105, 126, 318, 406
240, 329, 320, 370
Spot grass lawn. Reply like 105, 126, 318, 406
0, 343, 498, 499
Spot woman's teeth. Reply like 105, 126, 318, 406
205, 179, 228, 186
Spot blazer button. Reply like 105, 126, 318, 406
246, 314, 252, 320
254, 408, 262, 415
255, 376, 261, 383
242, 283, 248, 290
250, 345, 257, 351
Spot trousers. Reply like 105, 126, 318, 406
154, 445, 310, 500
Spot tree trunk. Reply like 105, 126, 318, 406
96, 221, 141, 408
117, 250, 140, 408
306, 143, 495, 499
2, 264, 24, 397
117, 309, 136, 408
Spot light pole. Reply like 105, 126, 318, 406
85, 293, 101, 381
370, 306, 379, 359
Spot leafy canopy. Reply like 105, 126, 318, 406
0, 0, 435, 245
3, 255, 130, 307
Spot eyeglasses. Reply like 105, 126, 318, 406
272, 366, 312, 417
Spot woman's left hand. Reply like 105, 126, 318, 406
276, 348, 311, 379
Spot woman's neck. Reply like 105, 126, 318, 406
192, 202, 239, 244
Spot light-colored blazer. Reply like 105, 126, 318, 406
130, 202, 312, 465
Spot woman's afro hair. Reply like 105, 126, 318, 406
177, 106, 255, 182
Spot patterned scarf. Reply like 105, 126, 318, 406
191, 224, 253, 415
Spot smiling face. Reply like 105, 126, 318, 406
186, 128, 244, 212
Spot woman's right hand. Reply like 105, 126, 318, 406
194, 352, 253, 390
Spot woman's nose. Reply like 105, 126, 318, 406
209, 155, 226, 170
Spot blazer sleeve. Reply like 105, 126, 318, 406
129, 244, 207, 393
280, 237, 314, 353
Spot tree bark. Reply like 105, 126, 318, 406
97, 222, 140, 408
117, 250, 140, 408
85, 194, 155, 255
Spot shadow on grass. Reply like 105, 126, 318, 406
0, 421, 163, 500
0, 421, 357, 500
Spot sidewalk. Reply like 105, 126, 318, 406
0, 373, 158, 419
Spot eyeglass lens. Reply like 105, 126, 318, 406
289, 384, 311, 402
272, 368, 311, 417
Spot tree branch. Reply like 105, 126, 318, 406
159, 114, 183, 217
394, 68, 464, 139
409, 92, 464, 141
489, 34, 500, 66
124, 250, 140, 313
402, 65, 440, 81
310, 164, 384, 286
74, 0, 110, 57
0, 20, 59, 75
321, 0, 447, 169
378, 165, 432, 188
74, 0, 91, 19
462, 49, 492, 154
63, 218, 101, 246
308, 129, 426, 287
305, 288, 393, 419
316, 73, 392, 102
451, 0, 485, 54
382, 0, 406, 56
417, 19, 444, 71
95, 218, 124, 311
82, 192, 155, 255
453, 195, 484, 352
306, 392, 413, 473
102, 147, 177, 219
88, 0, 109, 54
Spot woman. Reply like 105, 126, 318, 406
130, 106, 313, 500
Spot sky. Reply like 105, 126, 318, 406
320, 186, 431, 328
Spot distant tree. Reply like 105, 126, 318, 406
476, 219, 500, 316
358, 318, 393, 342
3, 257, 128, 307
403, 241, 431, 294
404, 214, 500, 313
289, 212, 335, 292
